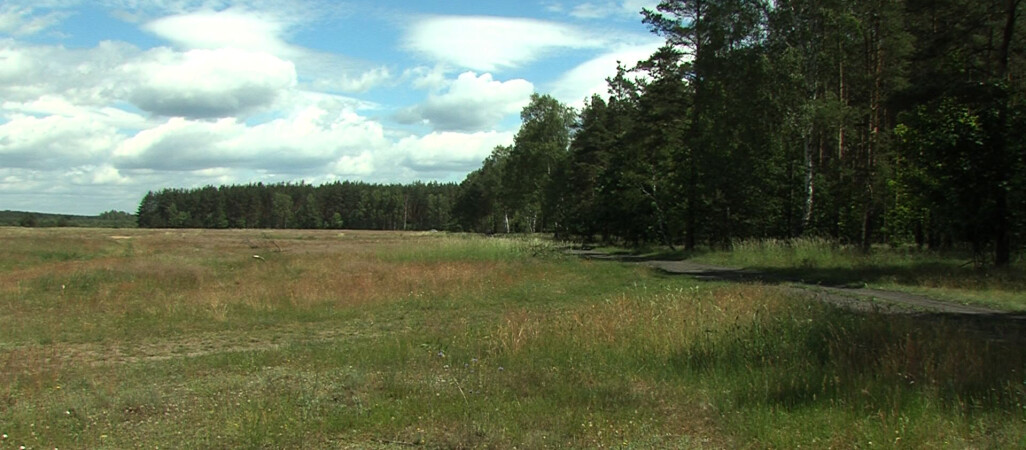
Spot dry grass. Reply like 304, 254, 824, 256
0, 228, 523, 345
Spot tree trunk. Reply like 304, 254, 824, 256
802, 132, 815, 233
685, 161, 698, 251
641, 182, 676, 251
996, 189, 1010, 266
994, 0, 1019, 267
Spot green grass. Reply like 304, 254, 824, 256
1, 229, 1024, 448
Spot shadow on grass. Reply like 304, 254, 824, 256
667, 305, 1026, 414
742, 263, 1024, 290
577, 244, 1024, 294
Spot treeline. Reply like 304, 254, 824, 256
137, 181, 457, 231
454, 0, 1025, 265
2, 210, 137, 228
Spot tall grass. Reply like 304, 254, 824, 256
479, 283, 1026, 447
376, 233, 559, 262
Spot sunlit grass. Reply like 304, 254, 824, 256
1, 228, 1023, 448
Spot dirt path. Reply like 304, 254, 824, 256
570, 250, 1025, 318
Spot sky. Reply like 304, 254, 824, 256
0, 0, 663, 215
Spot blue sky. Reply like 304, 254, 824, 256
0, 0, 662, 215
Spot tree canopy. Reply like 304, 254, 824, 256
454, 0, 1025, 265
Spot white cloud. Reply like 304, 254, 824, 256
329, 152, 375, 177
67, 164, 132, 185
403, 65, 450, 91
567, 1, 660, 20
404, 16, 604, 71
549, 41, 661, 107
395, 130, 514, 173
143, 8, 291, 53
311, 66, 391, 94
0, 44, 36, 83
621, 0, 661, 16
0, 40, 141, 105
0, 5, 67, 35
0, 113, 122, 169
396, 72, 533, 132
569, 3, 612, 19
123, 47, 297, 118
143, 9, 390, 94
3, 95, 154, 130
113, 94, 387, 173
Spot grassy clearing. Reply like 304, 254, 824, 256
1, 228, 1024, 448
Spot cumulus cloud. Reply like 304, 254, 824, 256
310, 66, 391, 94
143, 9, 390, 94
404, 16, 604, 71
549, 41, 662, 107
402, 65, 449, 91
66, 164, 132, 186
123, 47, 297, 118
0, 113, 122, 169
329, 152, 375, 177
143, 9, 291, 53
113, 95, 387, 173
4, 95, 154, 130
0, 44, 36, 83
395, 72, 533, 132
0, 40, 142, 106
395, 130, 514, 173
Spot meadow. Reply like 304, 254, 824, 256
1, 228, 1023, 448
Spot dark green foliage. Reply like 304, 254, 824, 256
136, 181, 458, 231
0, 210, 137, 228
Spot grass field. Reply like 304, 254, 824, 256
1, 228, 1024, 448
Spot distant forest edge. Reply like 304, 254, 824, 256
136, 182, 458, 231
2, 210, 137, 228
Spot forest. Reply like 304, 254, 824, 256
139, 0, 1025, 266
136, 181, 458, 231
454, 0, 1026, 266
